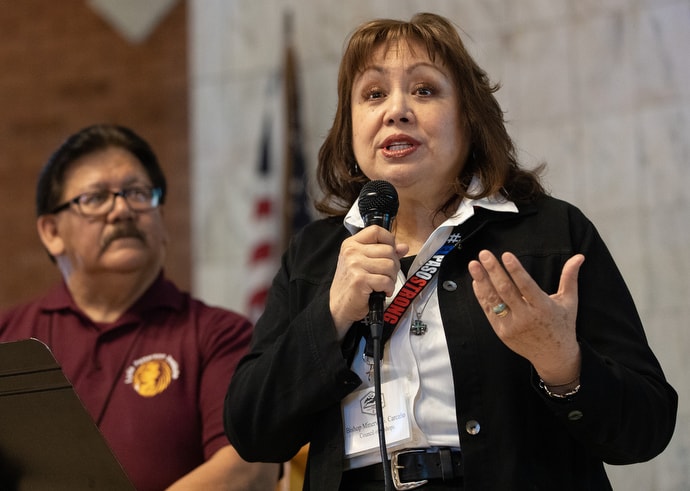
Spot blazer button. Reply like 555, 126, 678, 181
465, 419, 481, 435
567, 410, 584, 421
442, 280, 458, 291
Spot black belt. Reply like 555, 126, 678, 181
344, 448, 463, 489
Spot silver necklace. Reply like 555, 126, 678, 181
410, 289, 434, 336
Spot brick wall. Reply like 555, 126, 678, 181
0, 1, 189, 308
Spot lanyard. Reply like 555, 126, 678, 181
363, 215, 482, 359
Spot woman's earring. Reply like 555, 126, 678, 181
350, 162, 359, 176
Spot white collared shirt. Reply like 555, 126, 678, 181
342, 178, 518, 469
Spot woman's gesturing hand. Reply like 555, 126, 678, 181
468, 250, 585, 385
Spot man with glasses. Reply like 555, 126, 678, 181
0, 124, 278, 490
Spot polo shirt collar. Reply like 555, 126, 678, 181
40, 271, 183, 323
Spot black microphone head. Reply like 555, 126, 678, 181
358, 180, 398, 230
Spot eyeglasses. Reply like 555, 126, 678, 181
50, 187, 163, 217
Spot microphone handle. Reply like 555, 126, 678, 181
364, 212, 393, 340
368, 291, 386, 339
363, 212, 394, 231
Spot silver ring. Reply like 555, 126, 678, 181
492, 302, 509, 317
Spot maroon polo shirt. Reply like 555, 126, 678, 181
0, 273, 252, 491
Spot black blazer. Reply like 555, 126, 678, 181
225, 195, 677, 490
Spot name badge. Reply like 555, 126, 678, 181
342, 379, 412, 457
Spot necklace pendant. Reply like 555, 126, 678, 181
410, 319, 427, 336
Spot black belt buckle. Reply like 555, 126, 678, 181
391, 449, 428, 490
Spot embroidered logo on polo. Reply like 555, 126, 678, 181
124, 353, 180, 397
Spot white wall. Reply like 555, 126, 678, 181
189, 1, 690, 489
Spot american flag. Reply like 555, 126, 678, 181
246, 12, 311, 324
245, 109, 280, 323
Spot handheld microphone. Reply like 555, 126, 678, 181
358, 180, 399, 337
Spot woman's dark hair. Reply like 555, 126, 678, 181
315, 12, 545, 216
36, 124, 167, 216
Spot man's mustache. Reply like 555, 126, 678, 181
101, 224, 146, 252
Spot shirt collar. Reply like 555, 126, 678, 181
344, 176, 518, 234
40, 271, 183, 324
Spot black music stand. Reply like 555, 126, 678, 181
0, 338, 135, 490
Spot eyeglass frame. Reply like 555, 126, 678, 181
49, 186, 163, 217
